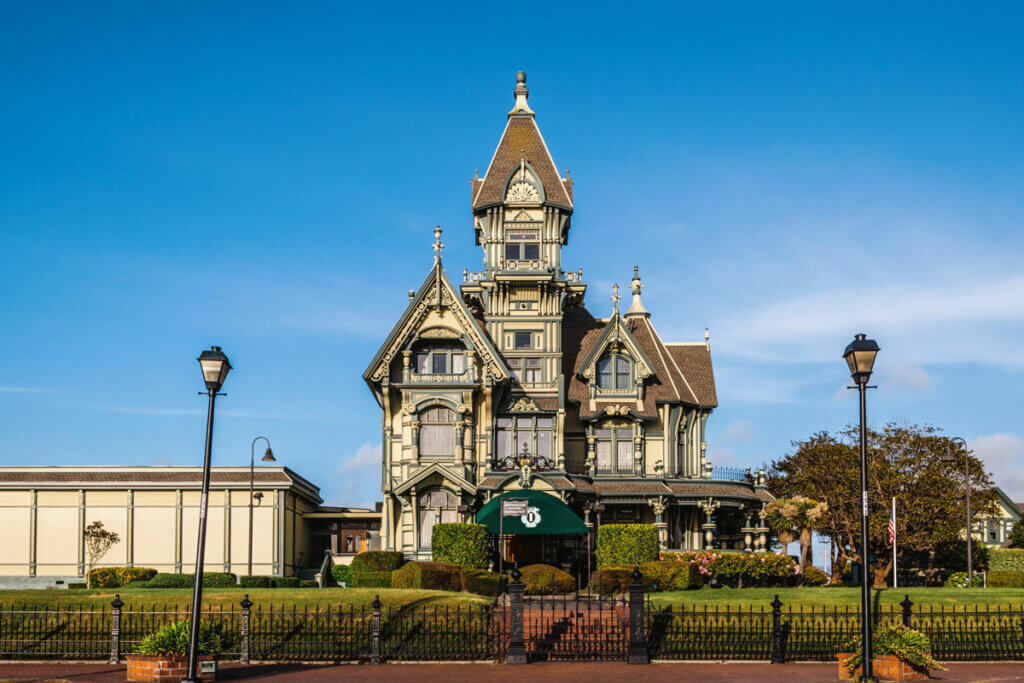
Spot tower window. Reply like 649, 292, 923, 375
418, 406, 457, 457
509, 357, 542, 383
513, 332, 533, 349
505, 230, 540, 261
597, 354, 632, 389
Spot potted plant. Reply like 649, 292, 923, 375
126, 619, 237, 682
837, 624, 945, 681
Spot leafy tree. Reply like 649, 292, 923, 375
764, 496, 827, 571
1008, 520, 1024, 549
84, 521, 120, 588
770, 423, 997, 587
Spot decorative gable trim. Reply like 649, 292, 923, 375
393, 463, 477, 497
577, 313, 655, 383
363, 263, 510, 385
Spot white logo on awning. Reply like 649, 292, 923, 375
521, 506, 542, 529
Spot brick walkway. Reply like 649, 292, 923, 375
1, 661, 1024, 681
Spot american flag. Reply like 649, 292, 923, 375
887, 499, 897, 546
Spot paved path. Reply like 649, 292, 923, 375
2, 661, 1024, 681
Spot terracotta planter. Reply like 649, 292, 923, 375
837, 653, 927, 681
126, 654, 217, 682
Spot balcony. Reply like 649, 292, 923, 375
406, 369, 475, 384
709, 466, 752, 482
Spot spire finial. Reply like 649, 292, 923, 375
705, 327, 710, 349
624, 265, 649, 318
611, 283, 621, 313
432, 225, 445, 264
509, 70, 534, 116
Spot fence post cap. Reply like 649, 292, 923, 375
631, 565, 642, 582
511, 565, 521, 582
240, 594, 252, 609
770, 594, 782, 610
901, 594, 913, 608
111, 594, 123, 609
372, 594, 382, 610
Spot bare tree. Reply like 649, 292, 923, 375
84, 521, 120, 588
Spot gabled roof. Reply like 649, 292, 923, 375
393, 463, 476, 497
665, 343, 718, 407
363, 258, 510, 387
471, 75, 572, 211
576, 311, 656, 383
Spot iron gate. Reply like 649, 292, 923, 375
520, 594, 629, 661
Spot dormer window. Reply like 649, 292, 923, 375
597, 354, 632, 389
505, 230, 540, 261
414, 342, 465, 375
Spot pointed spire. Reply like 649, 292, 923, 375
610, 283, 621, 314
509, 70, 534, 117
624, 265, 650, 318
432, 225, 445, 265
705, 327, 711, 349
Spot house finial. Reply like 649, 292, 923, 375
509, 70, 534, 116
432, 225, 445, 264
611, 283, 621, 314
625, 265, 650, 318
705, 327, 710, 349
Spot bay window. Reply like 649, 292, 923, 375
419, 406, 457, 457
496, 415, 554, 462
595, 427, 634, 474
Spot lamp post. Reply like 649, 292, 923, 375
248, 436, 276, 579
943, 437, 972, 581
843, 333, 880, 683
184, 346, 231, 683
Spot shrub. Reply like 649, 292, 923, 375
596, 525, 659, 568
640, 560, 701, 591
299, 579, 317, 588
841, 624, 945, 673
272, 576, 300, 588
88, 567, 158, 588
460, 568, 508, 596
331, 565, 352, 586
351, 570, 392, 588
666, 551, 798, 587
136, 619, 238, 657
802, 566, 829, 586
431, 523, 489, 569
239, 575, 273, 588
141, 573, 236, 588
350, 551, 404, 574
1008, 520, 1024, 549
519, 564, 575, 595
391, 561, 462, 592
944, 571, 982, 588
989, 549, 1024, 573
987, 570, 1024, 588
592, 567, 633, 595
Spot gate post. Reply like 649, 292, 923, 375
901, 594, 913, 628
108, 594, 123, 664
371, 595, 382, 664
507, 567, 527, 664
627, 566, 649, 664
239, 594, 251, 664
770, 594, 785, 664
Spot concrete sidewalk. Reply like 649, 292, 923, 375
1, 661, 1023, 681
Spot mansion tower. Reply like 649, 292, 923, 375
364, 73, 771, 563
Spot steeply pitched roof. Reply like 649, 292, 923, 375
472, 97, 572, 210
665, 343, 718, 407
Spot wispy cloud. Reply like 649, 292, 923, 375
332, 443, 382, 508
970, 433, 1024, 500
718, 419, 754, 443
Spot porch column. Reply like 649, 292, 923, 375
741, 509, 755, 553
698, 498, 720, 549
649, 497, 668, 550
755, 503, 769, 553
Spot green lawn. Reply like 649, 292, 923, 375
0, 586, 492, 610
649, 586, 1024, 609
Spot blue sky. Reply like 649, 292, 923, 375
2, 3, 1024, 508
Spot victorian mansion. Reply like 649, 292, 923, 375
364, 73, 771, 564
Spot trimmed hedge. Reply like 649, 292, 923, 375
391, 561, 462, 592
432, 523, 489, 569
141, 572, 237, 588
89, 567, 158, 588
640, 560, 701, 591
596, 524, 659, 568
299, 579, 317, 588
592, 567, 633, 595
987, 570, 1024, 588
664, 551, 799, 587
990, 549, 1024, 573
520, 564, 575, 595
350, 551, 404, 573
351, 570, 392, 588
273, 576, 300, 588
802, 566, 830, 586
331, 564, 352, 586
460, 568, 508, 596
239, 575, 273, 588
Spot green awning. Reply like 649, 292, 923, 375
476, 489, 588, 536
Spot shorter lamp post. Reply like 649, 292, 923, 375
185, 347, 231, 683
248, 436, 276, 579
943, 436, 972, 581
843, 333, 880, 683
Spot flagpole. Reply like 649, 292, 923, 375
892, 496, 897, 589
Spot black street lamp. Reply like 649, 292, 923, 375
843, 333, 879, 683
248, 436, 276, 579
184, 346, 231, 683
942, 436, 972, 581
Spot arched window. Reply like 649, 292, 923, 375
419, 406, 457, 457
596, 354, 632, 389
413, 342, 465, 375
418, 489, 457, 548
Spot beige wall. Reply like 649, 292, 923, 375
0, 485, 310, 578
